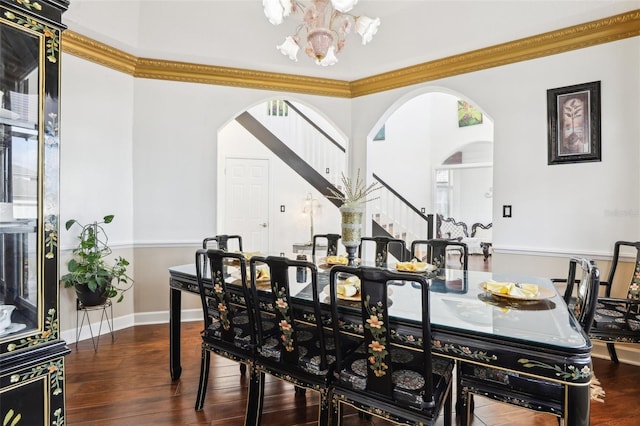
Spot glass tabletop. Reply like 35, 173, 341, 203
169, 259, 588, 350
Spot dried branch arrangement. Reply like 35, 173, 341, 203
328, 170, 380, 206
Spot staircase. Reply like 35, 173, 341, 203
246, 100, 346, 189
371, 173, 434, 260
235, 111, 342, 206
236, 101, 433, 256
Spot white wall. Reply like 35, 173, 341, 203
357, 37, 640, 257
129, 79, 352, 246
59, 54, 135, 332
60, 55, 134, 247
455, 166, 493, 226
58, 35, 640, 359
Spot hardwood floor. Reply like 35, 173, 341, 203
64, 255, 640, 425
64, 321, 640, 425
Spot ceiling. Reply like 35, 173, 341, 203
62, 0, 640, 82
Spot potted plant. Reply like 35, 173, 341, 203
60, 214, 133, 306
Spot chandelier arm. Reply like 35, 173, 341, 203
265, 0, 379, 66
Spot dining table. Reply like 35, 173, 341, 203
168, 255, 592, 426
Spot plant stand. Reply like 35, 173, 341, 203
75, 298, 114, 352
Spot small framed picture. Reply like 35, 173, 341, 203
547, 81, 601, 165
457, 100, 483, 127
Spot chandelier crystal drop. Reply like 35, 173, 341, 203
263, 0, 380, 66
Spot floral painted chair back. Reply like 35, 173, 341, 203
202, 234, 243, 252
249, 256, 331, 374
358, 236, 407, 267
195, 249, 257, 348
312, 233, 342, 257
410, 238, 469, 271
328, 265, 454, 413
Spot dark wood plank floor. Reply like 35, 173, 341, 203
64, 255, 640, 425
64, 321, 640, 425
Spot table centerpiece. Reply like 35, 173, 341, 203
328, 170, 380, 266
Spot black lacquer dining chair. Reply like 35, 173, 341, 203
202, 234, 243, 252
249, 255, 347, 426
312, 233, 341, 257
328, 265, 454, 426
458, 257, 600, 425
358, 236, 407, 266
201, 235, 247, 374
562, 258, 601, 332
194, 249, 262, 421
589, 240, 640, 363
410, 238, 469, 271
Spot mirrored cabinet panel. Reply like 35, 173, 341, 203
1, 21, 40, 335
1, 0, 69, 423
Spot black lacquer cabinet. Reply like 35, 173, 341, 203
0, 1, 69, 424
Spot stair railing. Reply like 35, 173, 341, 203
247, 101, 346, 188
371, 173, 433, 250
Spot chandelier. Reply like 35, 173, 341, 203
263, 0, 381, 66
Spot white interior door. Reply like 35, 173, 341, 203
224, 158, 269, 253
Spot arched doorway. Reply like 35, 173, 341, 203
217, 99, 347, 254
367, 89, 494, 249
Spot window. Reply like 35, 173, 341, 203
434, 169, 451, 217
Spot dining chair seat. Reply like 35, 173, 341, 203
334, 344, 453, 410
592, 300, 640, 332
205, 311, 276, 348
257, 324, 339, 376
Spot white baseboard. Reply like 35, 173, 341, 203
592, 341, 640, 367
60, 309, 202, 345
134, 309, 203, 325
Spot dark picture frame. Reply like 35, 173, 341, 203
547, 81, 601, 165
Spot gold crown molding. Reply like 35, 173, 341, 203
350, 9, 640, 97
133, 58, 351, 98
61, 30, 137, 74
60, 30, 349, 97
61, 10, 640, 98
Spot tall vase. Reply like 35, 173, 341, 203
340, 203, 364, 266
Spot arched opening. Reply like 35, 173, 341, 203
367, 89, 494, 253
217, 99, 347, 255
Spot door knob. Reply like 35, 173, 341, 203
259, 223, 268, 228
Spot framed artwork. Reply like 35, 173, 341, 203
547, 81, 601, 164
457, 100, 483, 127
373, 125, 385, 141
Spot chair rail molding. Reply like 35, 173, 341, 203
60, 9, 640, 98
494, 246, 636, 263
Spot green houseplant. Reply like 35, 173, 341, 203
60, 214, 133, 305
